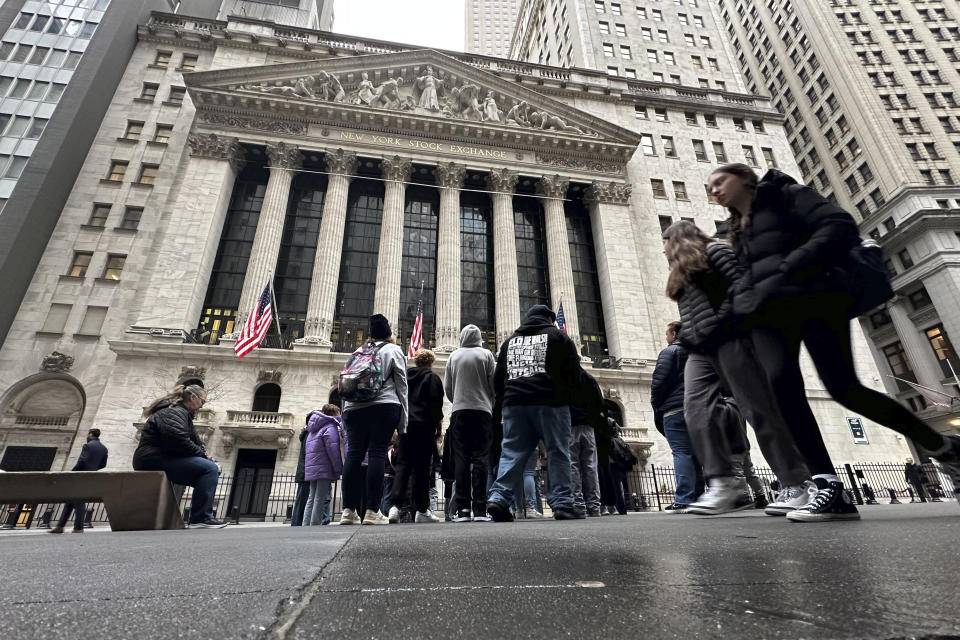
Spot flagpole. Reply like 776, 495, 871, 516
268, 272, 284, 349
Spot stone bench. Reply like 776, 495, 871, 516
0, 471, 184, 531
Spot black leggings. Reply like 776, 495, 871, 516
751, 293, 944, 476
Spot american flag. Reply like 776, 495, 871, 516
407, 297, 424, 357
235, 281, 273, 358
556, 301, 568, 334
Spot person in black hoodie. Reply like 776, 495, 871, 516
291, 424, 309, 526
708, 163, 960, 520
486, 305, 582, 521
569, 368, 606, 517
388, 349, 445, 523
133, 384, 226, 529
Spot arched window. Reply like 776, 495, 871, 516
460, 192, 495, 350
252, 383, 281, 413
514, 196, 550, 314
399, 185, 439, 350
566, 197, 608, 360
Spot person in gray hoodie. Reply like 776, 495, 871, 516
444, 324, 497, 521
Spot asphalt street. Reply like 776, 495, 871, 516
1, 503, 958, 640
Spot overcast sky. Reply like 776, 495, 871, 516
332, 0, 466, 52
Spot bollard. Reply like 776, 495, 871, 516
231, 505, 240, 525
887, 488, 901, 504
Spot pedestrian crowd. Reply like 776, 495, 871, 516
80, 163, 958, 531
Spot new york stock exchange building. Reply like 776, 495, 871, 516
0, 12, 912, 517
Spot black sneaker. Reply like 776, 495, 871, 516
553, 508, 586, 520
664, 502, 690, 514
786, 478, 860, 522
452, 509, 473, 523
930, 434, 960, 499
188, 518, 228, 529
486, 501, 514, 522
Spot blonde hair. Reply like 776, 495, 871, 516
662, 220, 714, 300
413, 348, 436, 368
147, 384, 206, 414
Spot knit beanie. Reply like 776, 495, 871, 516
369, 314, 392, 340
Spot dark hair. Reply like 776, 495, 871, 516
667, 321, 682, 336
709, 163, 759, 233
663, 221, 714, 300
321, 403, 341, 417
88, 428, 101, 439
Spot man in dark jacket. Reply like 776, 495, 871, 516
389, 349, 445, 523
49, 429, 108, 534
291, 425, 309, 526
486, 305, 581, 521
650, 321, 702, 511
569, 368, 606, 517
133, 385, 226, 528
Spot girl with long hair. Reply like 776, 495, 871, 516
708, 163, 960, 521
663, 221, 812, 516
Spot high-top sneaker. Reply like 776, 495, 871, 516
687, 476, 754, 515
786, 477, 860, 522
764, 481, 816, 516
930, 434, 960, 501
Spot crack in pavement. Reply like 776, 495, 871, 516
10, 587, 288, 606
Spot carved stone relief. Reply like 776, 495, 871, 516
197, 112, 307, 136
40, 352, 74, 373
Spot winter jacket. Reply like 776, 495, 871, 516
132, 400, 207, 470
342, 340, 409, 432
295, 427, 308, 483
304, 411, 344, 482
650, 340, 687, 426
407, 365, 445, 428
729, 169, 859, 315
73, 438, 108, 471
676, 242, 743, 352
494, 305, 581, 408
445, 325, 497, 414
570, 368, 606, 430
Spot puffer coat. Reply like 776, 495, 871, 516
676, 242, 742, 352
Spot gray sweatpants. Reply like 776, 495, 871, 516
684, 337, 809, 486
570, 424, 601, 512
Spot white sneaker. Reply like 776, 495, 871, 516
472, 515, 491, 522
415, 509, 442, 523
687, 476, 754, 515
361, 509, 390, 525
525, 508, 546, 519
764, 481, 816, 516
388, 505, 402, 524
339, 508, 361, 525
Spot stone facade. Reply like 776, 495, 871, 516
0, 11, 911, 486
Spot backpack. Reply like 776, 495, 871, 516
339, 341, 389, 402
838, 239, 894, 318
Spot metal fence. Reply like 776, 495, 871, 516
3, 461, 956, 529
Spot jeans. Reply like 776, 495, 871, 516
160, 456, 220, 524
489, 404, 573, 512
304, 478, 333, 526
512, 448, 539, 512
570, 424, 601, 512
381, 476, 395, 515
291, 481, 309, 526
449, 410, 493, 514
662, 412, 703, 505
342, 404, 399, 514
56, 502, 86, 530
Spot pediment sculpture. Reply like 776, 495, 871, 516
239, 66, 597, 137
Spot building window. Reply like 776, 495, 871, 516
102, 255, 126, 280
662, 136, 677, 157
140, 83, 158, 100
106, 161, 127, 182
712, 142, 727, 163
647, 49, 659, 63
620, 45, 632, 59
753, 120, 765, 133
685, 111, 698, 125
658, 215, 673, 233
640, 134, 656, 155
692, 139, 707, 161
654, 107, 668, 122
908, 287, 932, 311
595, 0, 605, 12
77, 306, 107, 336
897, 248, 914, 269
925, 324, 960, 378
153, 124, 173, 144
743, 145, 758, 166
882, 341, 917, 391
603, 43, 615, 57
611, 2, 621, 15
761, 147, 777, 168
68, 252, 92, 278
399, 187, 440, 349
607, 66, 619, 76
869, 309, 891, 331
566, 202, 608, 359
137, 164, 159, 185
88, 203, 110, 228
167, 87, 186, 105
673, 181, 688, 200
460, 193, 495, 350
616, 23, 627, 37
119, 207, 143, 231
41, 303, 71, 334
179, 54, 198, 71
599, 21, 610, 34
634, 105, 648, 119
124, 121, 143, 141
703, 113, 717, 127
651, 179, 667, 198
515, 198, 550, 314
154, 51, 171, 67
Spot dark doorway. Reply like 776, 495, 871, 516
228, 449, 277, 520
252, 383, 281, 412
0, 446, 57, 471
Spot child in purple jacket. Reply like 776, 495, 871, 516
303, 404, 344, 526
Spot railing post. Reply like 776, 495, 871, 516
845, 464, 864, 505
651, 464, 663, 511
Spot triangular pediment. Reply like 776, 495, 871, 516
184, 49, 640, 165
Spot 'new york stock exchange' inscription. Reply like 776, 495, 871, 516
337, 130, 507, 159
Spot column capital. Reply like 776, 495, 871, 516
536, 174, 570, 199
266, 142, 303, 171
324, 148, 358, 176
382, 155, 413, 182
585, 181, 632, 206
486, 167, 518, 193
436, 162, 467, 189
187, 133, 245, 170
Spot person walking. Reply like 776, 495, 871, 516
389, 348, 445, 523
49, 429, 108, 534
708, 163, 960, 520
661, 220, 813, 516
445, 325, 497, 522
338, 314, 408, 526
303, 404, 344, 526
651, 321, 703, 513
486, 305, 582, 522
569, 368, 605, 517
133, 385, 226, 529
291, 425, 309, 526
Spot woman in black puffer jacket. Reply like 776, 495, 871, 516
708, 163, 959, 522
664, 221, 809, 516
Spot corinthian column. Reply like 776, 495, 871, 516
434, 162, 467, 352
487, 168, 520, 347
373, 155, 412, 328
537, 174, 583, 354
295, 148, 357, 350
234, 142, 302, 329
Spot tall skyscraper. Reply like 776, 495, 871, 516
465, 0, 521, 57
716, 1, 960, 434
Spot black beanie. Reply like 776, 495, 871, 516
369, 314, 391, 340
